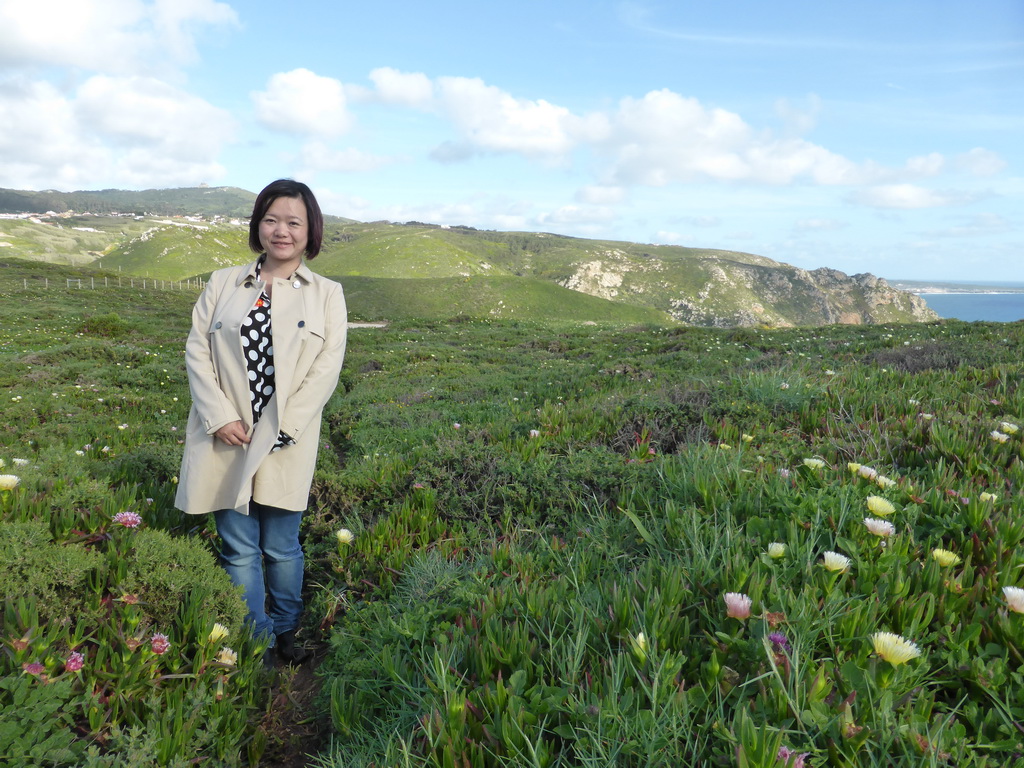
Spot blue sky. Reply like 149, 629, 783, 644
1, 0, 1021, 282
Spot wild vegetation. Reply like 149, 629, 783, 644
1, 185, 935, 327
1, 259, 1022, 766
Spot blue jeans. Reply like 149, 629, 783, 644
214, 501, 305, 644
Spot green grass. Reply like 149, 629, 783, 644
1, 261, 1022, 766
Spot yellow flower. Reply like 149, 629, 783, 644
1004, 586, 1024, 614
999, 422, 1019, 435
979, 492, 998, 503
931, 548, 961, 568
336, 528, 354, 545
871, 632, 922, 666
875, 475, 896, 489
0, 475, 19, 492
847, 462, 861, 474
866, 496, 896, 517
742, 434, 754, 443
208, 623, 229, 643
802, 458, 826, 470
822, 551, 851, 573
216, 647, 238, 667
629, 631, 648, 663
767, 542, 786, 559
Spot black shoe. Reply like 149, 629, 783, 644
275, 629, 312, 665
262, 646, 278, 671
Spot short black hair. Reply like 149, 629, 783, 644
248, 179, 324, 259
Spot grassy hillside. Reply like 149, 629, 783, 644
340, 275, 674, 324
102, 218, 253, 277
0, 185, 256, 216
1, 266, 1022, 766
1, 187, 937, 327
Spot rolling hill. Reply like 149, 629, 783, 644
0, 186, 939, 327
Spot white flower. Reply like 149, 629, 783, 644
1004, 586, 1024, 614
12, 458, 28, 466
336, 528, 354, 545
871, 632, 922, 666
0, 475, 19, 491
822, 551, 851, 573
875, 475, 896, 489
216, 647, 238, 667
864, 517, 896, 538
529, 429, 540, 438
857, 465, 879, 480
990, 431, 1009, 444
767, 542, 786, 559
802, 458, 826, 470
724, 592, 752, 620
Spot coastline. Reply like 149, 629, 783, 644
911, 290, 1024, 295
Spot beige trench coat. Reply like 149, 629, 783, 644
175, 258, 347, 515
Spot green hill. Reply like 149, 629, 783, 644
0, 185, 256, 217
0, 186, 940, 327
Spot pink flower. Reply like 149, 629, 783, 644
724, 592, 753, 620
22, 662, 45, 676
113, 511, 143, 528
150, 633, 171, 655
65, 651, 85, 672
777, 745, 810, 767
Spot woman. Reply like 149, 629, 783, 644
175, 179, 347, 664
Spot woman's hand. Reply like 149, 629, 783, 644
214, 421, 251, 446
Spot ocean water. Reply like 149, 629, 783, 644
918, 293, 1024, 323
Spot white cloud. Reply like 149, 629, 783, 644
680, 215, 721, 227
297, 141, 401, 175
252, 69, 352, 138
598, 89, 863, 186
955, 147, 1006, 177
368, 67, 435, 110
923, 213, 1012, 238
536, 205, 617, 227
794, 218, 847, 232
903, 153, 945, 177
0, 74, 233, 189
576, 185, 626, 205
774, 94, 821, 136
434, 76, 585, 159
848, 184, 975, 209
0, 0, 237, 74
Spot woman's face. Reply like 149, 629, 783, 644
259, 196, 309, 267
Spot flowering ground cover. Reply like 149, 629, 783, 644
1, 262, 1023, 766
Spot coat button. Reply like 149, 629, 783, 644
293, 280, 301, 288
298, 320, 305, 328
244, 280, 253, 288
214, 321, 223, 329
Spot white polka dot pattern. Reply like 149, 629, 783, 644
243, 261, 297, 453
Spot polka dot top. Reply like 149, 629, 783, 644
243, 259, 295, 453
